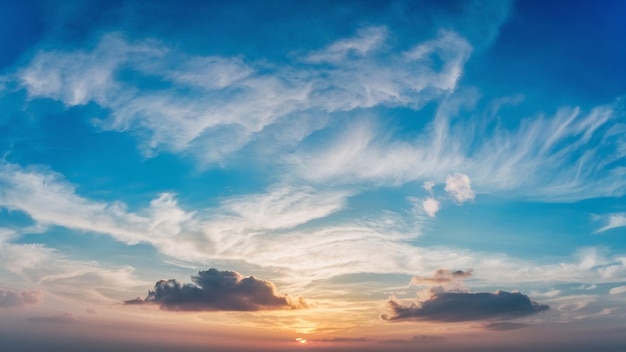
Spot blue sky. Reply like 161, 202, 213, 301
1, 0, 626, 350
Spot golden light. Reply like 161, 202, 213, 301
295, 337, 307, 344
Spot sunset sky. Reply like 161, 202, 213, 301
1, 0, 626, 351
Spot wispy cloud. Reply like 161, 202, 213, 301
410, 269, 473, 286
422, 197, 441, 217
0, 289, 42, 308
15, 28, 471, 162
125, 268, 307, 311
609, 285, 626, 295
290, 96, 626, 201
596, 213, 626, 233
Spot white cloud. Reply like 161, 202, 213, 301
609, 285, 626, 295
306, 26, 388, 63
596, 213, 626, 233
290, 96, 626, 201
530, 288, 561, 298
4, 163, 626, 292
422, 181, 435, 194
444, 173, 475, 203
422, 198, 441, 217
16, 28, 471, 163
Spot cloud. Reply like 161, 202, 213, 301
483, 322, 529, 331
382, 291, 549, 322
530, 288, 561, 298
15, 28, 471, 162
422, 197, 441, 217
313, 337, 368, 343
28, 313, 78, 324
596, 213, 626, 233
306, 26, 387, 63
609, 285, 626, 295
125, 268, 307, 311
573, 284, 597, 291
290, 95, 626, 201
445, 173, 475, 203
410, 269, 473, 286
0, 289, 42, 308
380, 335, 444, 344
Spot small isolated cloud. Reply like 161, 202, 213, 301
411, 269, 473, 286
0, 289, 42, 308
382, 291, 549, 322
125, 268, 307, 311
29, 313, 77, 324
423, 181, 435, 194
484, 322, 529, 331
422, 198, 441, 217
609, 285, 626, 295
573, 284, 597, 291
444, 173, 475, 203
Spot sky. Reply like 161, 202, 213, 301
1, 0, 626, 350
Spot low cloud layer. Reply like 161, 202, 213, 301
125, 268, 307, 311
0, 289, 42, 308
484, 322, 529, 331
382, 290, 549, 322
380, 335, 444, 344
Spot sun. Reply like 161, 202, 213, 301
295, 337, 307, 344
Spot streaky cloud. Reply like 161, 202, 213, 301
483, 322, 529, 331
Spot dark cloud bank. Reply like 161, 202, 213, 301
382, 290, 549, 322
125, 268, 307, 311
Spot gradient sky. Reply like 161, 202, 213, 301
1, 0, 626, 351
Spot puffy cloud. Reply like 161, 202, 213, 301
609, 285, 626, 295
573, 284, 597, 291
125, 268, 307, 311
410, 269, 473, 286
382, 291, 549, 322
0, 289, 42, 308
445, 173, 475, 203
422, 197, 440, 217
483, 322, 529, 331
